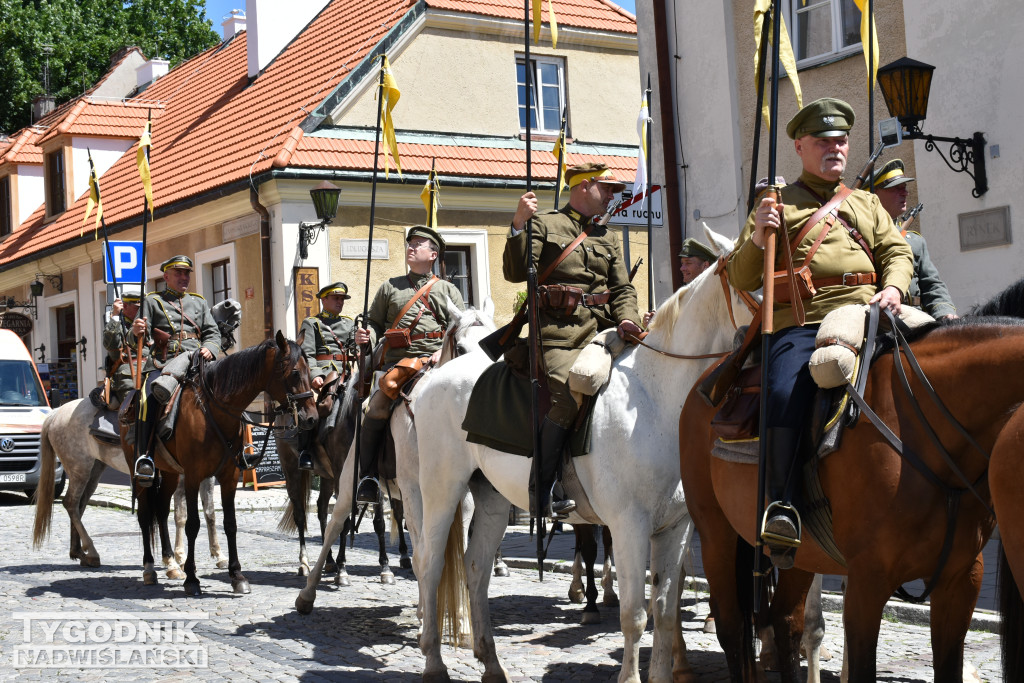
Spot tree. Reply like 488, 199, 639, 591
0, 0, 219, 135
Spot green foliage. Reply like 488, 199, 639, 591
513, 290, 528, 315
0, 0, 219, 135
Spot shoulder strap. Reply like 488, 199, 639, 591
392, 275, 439, 331
788, 183, 854, 256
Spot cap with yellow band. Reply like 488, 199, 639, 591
872, 159, 915, 190
565, 162, 626, 192
317, 282, 351, 299
160, 255, 194, 272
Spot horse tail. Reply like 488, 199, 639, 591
999, 542, 1024, 680
277, 470, 311, 534
32, 417, 58, 548
437, 500, 472, 648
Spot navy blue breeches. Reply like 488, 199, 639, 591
765, 324, 819, 429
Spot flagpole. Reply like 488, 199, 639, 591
553, 106, 566, 209
351, 55, 388, 544
428, 157, 436, 228
645, 74, 654, 312
137, 110, 152, 387
747, 13, 772, 213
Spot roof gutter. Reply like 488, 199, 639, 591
249, 185, 274, 342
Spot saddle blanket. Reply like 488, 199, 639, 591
88, 407, 122, 445
461, 361, 592, 458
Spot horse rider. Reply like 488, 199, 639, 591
130, 255, 221, 486
99, 284, 146, 411
642, 237, 717, 327
296, 281, 356, 470
872, 158, 957, 320
727, 98, 913, 568
508, 162, 642, 519
353, 225, 466, 504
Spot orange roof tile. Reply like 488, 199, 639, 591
0, 128, 44, 166
36, 99, 163, 145
426, 0, 635, 34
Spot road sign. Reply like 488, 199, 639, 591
103, 241, 144, 284
608, 186, 664, 227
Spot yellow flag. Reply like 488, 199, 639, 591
852, 0, 879, 94
753, 0, 803, 132
532, 0, 558, 48
137, 120, 154, 218
82, 153, 103, 238
551, 120, 567, 189
377, 55, 402, 177
633, 93, 648, 203
419, 170, 440, 228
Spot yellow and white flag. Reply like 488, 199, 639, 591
82, 152, 103, 238
633, 93, 649, 206
377, 55, 402, 177
551, 115, 567, 190
137, 119, 154, 218
852, 0, 879, 94
753, 0, 803, 131
420, 169, 440, 228
532, 0, 558, 48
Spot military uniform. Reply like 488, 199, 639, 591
102, 313, 147, 406
300, 281, 356, 381
903, 230, 956, 318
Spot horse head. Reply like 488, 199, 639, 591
439, 297, 497, 363
271, 330, 318, 432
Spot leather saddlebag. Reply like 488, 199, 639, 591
711, 365, 761, 440
381, 357, 425, 400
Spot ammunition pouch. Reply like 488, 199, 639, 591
383, 327, 412, 349
773, 265, 816, 304
537, 284, 584, 315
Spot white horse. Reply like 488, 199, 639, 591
410, 226, 756, 683
32, 397, 227, 574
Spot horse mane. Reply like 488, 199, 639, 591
646, 281, 690, 336
968, 276, 1024, 318
203, 337, 298, 399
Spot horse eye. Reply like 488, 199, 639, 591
290, 370, 301, 383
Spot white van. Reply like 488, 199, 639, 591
0, 329, 63, 498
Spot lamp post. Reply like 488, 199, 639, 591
877, 57, 988, 198
298, 181, 341, 260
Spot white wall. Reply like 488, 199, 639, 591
71, 137, 133, 202
16, 164, 43, 225
903, 0, 1024, 310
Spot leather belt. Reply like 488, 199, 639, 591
315, 353, 347, 361
170, 331, 199, 341
583, 292, 611, 306
408, 331, 444, 342
814, 272, 876, 288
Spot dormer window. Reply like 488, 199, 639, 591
0, 176, 12, 237
45, 149, 65, 216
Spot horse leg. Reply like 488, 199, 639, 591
136, 484, 160, 585
393, 498, 413, 571
217, 468, 249, 594
296, 465, 357, 611
201, 477, 228, 569
173, 477, 187, 565
766, 567, 816, 683
568, 527, 585, 604
842, 569, 892, 682
159, 477, 185, 580
700, 523, 760, 680
602, 525, 618, 606
649, 520, 696, 683
579, 524, 601, 625
67, 460, 105, 567
492, 545, 508, 577
611, 521, 652, 683
928, 552, 983, 683
801, 574, 827, 683
374, 502, 395, 585
182, 477, 203, 596
465, 477, 511, 683
317, 482, 338, 575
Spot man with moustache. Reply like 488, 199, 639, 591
728, 98, 913, 568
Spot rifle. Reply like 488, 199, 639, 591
628, 257, 643, 283
852, 140, 886, 190
897, 203, 924, 231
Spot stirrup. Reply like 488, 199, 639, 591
759, 501, 802, 548
356, 476, 381, 504
238, 442, 260, 470
297, 450, 314, 471
134, 457, 156, 488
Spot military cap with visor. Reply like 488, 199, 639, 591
120, 284, 143, 303
406, 225, 445, 252
565, 162, 626, 192
678, 238, 716, 263
872, 159, 915, 190
160, 255, 194, 272
786, 97, 855, 140
317, 282, 351, 299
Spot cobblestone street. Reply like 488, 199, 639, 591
0, 485, 1003, 681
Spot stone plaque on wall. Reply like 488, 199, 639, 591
340, 238, 389, 260
959, 206, 1011, 251
223, 214, 260, 241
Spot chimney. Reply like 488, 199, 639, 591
246, 0, 331, 80
135, 58, 170, 89
221, 9, 246, 41
31, 95, 55, 123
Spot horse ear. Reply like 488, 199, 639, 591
275, 330, 289, 353
446, 296, 461, 320
702, 221, 735, 257
295, 328, 306, 348
481, 297, 495, 320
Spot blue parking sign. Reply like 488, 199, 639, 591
103, 241, 145, 284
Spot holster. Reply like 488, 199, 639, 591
380, 357, 425, 400
151, 327, 171, 361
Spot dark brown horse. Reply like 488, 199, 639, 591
679, 295, 1024, 681
122, 331, 317, 595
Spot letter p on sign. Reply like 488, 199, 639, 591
104, 241, 145, 284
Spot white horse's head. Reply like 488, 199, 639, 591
646, 224, 759, 354
439, 297, 497, 363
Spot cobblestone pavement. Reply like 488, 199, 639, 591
0, 485, 1003, 682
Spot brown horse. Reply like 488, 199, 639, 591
122, 331, 317, 596
679, 296, 1024, 681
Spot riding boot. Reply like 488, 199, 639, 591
297, 429, 315, 471
356, 416, 389, 503
528, 418, 575, 520
761, 426, 802, 569
133, 408, 158, 487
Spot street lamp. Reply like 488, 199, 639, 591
298, 181, 341, 260
877, 57, 988, 198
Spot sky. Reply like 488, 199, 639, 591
203, 0, 637, 29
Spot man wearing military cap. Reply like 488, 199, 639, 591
296, 282, 356, 470
352, 225, 465, 502
99, 285, 147, 411
872, 159, 956, 319
728, 97, 912, 567
507, 161, 642, 519
643, 237, 717, 327
130, 255, 221, 485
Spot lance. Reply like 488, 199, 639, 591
645, 73, 654, 312
428, 157, 436, 228
523, 0, 545, 580
553, 106, 566, 209
350, 54, 388, 545
137, 109, 153, 388
868, 0, 875, 188
753, 0, 785, 619
746, 11, 773, 214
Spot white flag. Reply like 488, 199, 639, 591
633, 93, 649, 208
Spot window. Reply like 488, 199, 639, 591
429, 230, 489, 308
790, 0, 861, 67
45, 149, 65, 215
516, 56, 566, 135
210, 259, 232, 304
436, 246, 474, 306
0, 176, 11, 237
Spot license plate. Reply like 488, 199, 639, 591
0, 473, 27, 483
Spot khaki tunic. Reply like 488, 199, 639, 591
728, 171, 913, 329
366, 272, 466, 367
138, 289, 221, 371
102, 315, 148, 402
300, 312, 355, 380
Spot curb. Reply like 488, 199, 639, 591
500, 557, 1000, 632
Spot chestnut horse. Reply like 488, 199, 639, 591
122, 331, 317, 595
679, 288, 1024, 681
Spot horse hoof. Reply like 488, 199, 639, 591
381, 571, 395, 586
603, 595, 619, 607
422, 671, 451, 683
298, 565, 309, 577
324, 560, 338, 574
580, 610, 601, 625
493, 565, 509, 578
184, 580, 201, 596
568, 588, 584, 604
481, 666, 510, 683
400, 557, 413, 571
143, 570, 159, 585
216, 559, 229, 570
335, 573, 351, 588
295, 594, 315, 615
80, 556, 101, 568
167, 568, 186, 580
702, 616, 716, 634
232, 579, 251, 594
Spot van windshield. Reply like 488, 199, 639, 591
0, 359, 48, 407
